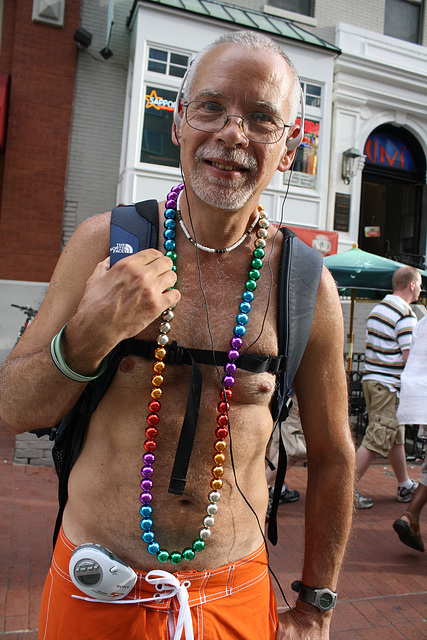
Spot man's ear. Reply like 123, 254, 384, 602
172, 121, 181, 147
171, 99, 185, 147
277, 124, 300, 172
277, 146, 297, 173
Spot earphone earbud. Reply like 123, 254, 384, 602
173, 68, 190, 129
286, 90, 305, 151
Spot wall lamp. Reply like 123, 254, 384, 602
341, 148, 366, 185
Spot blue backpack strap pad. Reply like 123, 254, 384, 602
110, 200, 159, 266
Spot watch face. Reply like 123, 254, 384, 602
318, 592, 334, 609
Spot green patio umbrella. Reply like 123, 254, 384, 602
324, 246, 427, 370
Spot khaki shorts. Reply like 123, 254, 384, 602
269, 397, 306, 465
362, 380, 405, 457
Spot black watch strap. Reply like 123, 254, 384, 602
291, 580, 337, 612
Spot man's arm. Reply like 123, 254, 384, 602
277, 267, 355, 639
0, 213, 180, 434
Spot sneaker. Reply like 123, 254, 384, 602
279, 487, 300, 503
396, 480, 418, 503
354, 489, 373, 509
266, 486, 300, 521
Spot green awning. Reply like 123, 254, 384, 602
129, 0, 340, 53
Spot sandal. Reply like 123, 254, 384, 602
393, 511, 425, 552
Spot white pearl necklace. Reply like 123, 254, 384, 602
176, 209, 260, 254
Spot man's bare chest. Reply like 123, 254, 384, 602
136, 246, 280, 357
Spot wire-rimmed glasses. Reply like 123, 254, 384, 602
182, 101, 290, 144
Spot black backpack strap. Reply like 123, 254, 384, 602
268, 229, 322, 546
118, 338, 285, 374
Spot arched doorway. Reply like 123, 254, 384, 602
358, 125, 426, 268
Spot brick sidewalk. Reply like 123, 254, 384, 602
1, 425, 426, 639
269, 463, 427, 639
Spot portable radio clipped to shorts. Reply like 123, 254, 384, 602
69, 543, 137, 601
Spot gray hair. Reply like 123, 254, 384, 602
182, 30, 301, 124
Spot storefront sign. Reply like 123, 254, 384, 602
364, 226, 381, 238
295, 117, 319, 146
145, 88, 175, 112
364, 133, 415, 172
286, 226, 338, 256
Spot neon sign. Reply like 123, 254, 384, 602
364, 133, 415, 172
295, 117, 319, 136
145, 89, 175, 112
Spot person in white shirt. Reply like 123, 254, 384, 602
354, 266, 422, 509
393, 315, 427, 552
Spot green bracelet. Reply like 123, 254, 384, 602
50, 323, 107, 383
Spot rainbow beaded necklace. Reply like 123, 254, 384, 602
139, 183, 269, 565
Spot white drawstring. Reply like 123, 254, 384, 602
71, 569, 194, 640
146, 570, 194, 640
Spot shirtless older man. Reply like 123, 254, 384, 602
0, 31, 354, 640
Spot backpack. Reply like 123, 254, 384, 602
45, 199, 322, 547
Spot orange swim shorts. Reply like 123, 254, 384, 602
38, 526, 278, 639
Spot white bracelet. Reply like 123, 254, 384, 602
50, 324, 107, 383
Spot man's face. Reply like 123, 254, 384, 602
412, 275, 422, 303
175, 44, 298, 211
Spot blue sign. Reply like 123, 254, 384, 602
364, 133, 415, 172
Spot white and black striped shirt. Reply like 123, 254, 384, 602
363, 294, 417, 392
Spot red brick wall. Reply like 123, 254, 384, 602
0, 0, 82, 281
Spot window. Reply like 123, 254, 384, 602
288, 82, 321, 189
303, 82, 321, 108
142, 46, 191, 167
384, 0, 423, 44
266, 0, 314, 17
147, 48, 189, 78
289, 119, 319, 188
141, 86, 180, 167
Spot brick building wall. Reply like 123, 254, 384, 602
0, 0, 82, 282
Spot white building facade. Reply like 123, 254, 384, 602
62, 0, 427, 267
118, 0, 338, 234
329, 22, 427, 260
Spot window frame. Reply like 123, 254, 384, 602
139, 43, 192, 170
264, 0, 314, 18
384, 0, 424, 44
285, 79, 323, 192
147, 46, 190, 79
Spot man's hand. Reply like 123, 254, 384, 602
277, 602, 332, 639
63, 249, 180, 372
0, 214, 181, 432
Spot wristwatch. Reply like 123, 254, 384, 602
291, 580, 337, 612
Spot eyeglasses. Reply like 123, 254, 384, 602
182, 101, 290, 144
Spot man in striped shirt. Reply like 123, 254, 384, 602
354, 266, 422, 509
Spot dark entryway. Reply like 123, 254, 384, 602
358, 125, 426, 268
